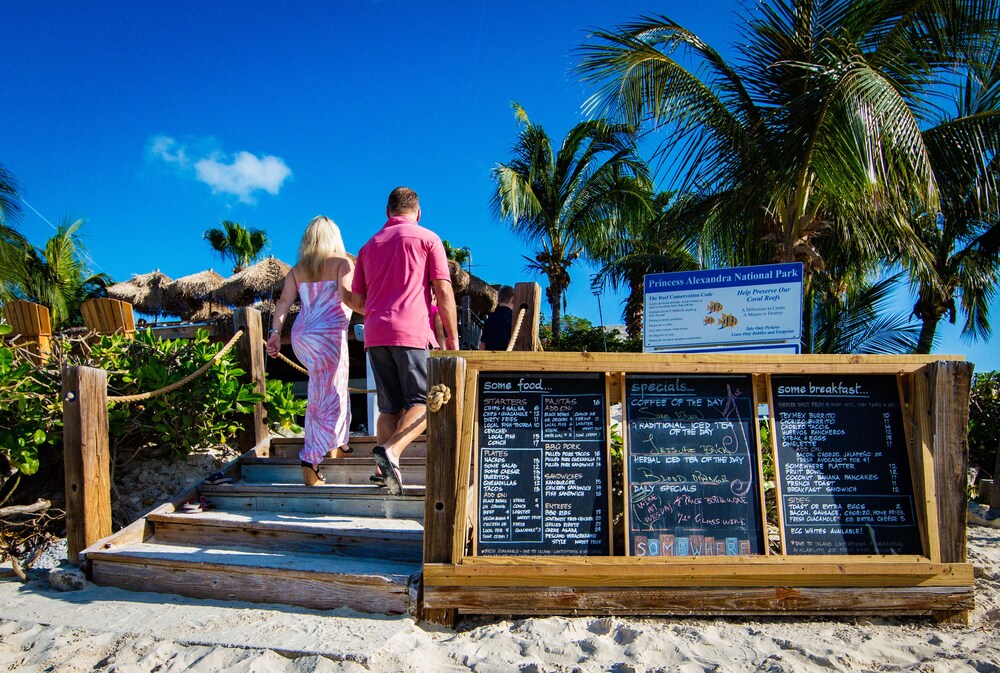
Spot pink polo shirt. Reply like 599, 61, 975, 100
353, 216, 451, 348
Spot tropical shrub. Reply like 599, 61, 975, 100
539, 314, 642, 353
0, 327, 302, 503
969, 371, 1000, 477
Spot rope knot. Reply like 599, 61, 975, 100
427, 384, 452, 412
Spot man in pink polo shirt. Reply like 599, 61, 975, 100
341, 186, 458, 494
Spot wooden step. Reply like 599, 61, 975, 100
198, 483, 426, 520
148, 509, 424, 562
269, 435, 427, 460
239, 457, 426, 486
86, 541, 417, 614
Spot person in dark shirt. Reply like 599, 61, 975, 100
480, 285, 515, 350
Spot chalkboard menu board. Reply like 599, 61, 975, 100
770, 374, 921, 555
625, 374, 764, 557
476, 373, 609, 556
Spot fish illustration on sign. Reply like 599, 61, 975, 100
718, 313, 738, 328
703, 315, 716, 325
707, 301, 723, 313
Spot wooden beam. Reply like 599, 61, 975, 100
929, 361, 974, 565
454, 351, 959, 374
422, 585, 974, 616
233, 307, 267, 453
62, 366, 112, 565
423, 560, 972, 588
422, 355, 466, 626
511, 282, 541, 351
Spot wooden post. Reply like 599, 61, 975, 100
511, 282, 541, 351
234, 307, 267, 453
422, 355, 466, 626
62, 366, 111, 565
928, 360, 974, 624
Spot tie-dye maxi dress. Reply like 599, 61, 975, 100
291, 280, 352, 467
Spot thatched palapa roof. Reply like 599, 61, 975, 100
105, 270, 174, 317
163, 269, 230, 320
214, 256, 291, 306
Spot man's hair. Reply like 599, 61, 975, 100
388, 186, 420, 214
498, 285, 515, 304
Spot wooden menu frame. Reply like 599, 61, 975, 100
422, 352, 974, 626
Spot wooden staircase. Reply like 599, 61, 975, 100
82, 437, 427, 615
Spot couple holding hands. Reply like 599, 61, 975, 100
266, 186, 458, 494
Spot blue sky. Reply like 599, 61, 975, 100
5, 1, 997, 372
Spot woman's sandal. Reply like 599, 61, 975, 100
301, 460, 326, 486
371, 446, 403, 495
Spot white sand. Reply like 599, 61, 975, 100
1, 525, 997, 673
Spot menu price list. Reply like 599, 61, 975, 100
771, 374, 921, 556
625, 374, 764, 556
477, 373, 609, 556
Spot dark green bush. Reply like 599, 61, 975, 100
969, 371, 1000, 477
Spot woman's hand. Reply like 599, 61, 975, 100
266, 331, 281, 357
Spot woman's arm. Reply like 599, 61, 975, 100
337, 256, 359, 313
266, 269, 298, 357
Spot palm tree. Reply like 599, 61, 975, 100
577, 1, 999, 351
909, 46, 1000, 353
811, 271, 920, 354
2, 218, 111, 327
203, 220, 269, 273
491, 103, 649, 347
591, 186, 700, 339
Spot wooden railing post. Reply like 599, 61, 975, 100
62, 365, 111, 564
511, 282, 541, 351
422, 355, 466, 626
233, 307, 268, 453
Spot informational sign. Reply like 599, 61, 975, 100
625, 374, 764, 557
770, 374, 921, 555
643, 263, 803, 352
476, 373, 609, 556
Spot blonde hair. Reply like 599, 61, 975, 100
297, 216, 346, 280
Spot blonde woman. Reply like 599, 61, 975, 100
266, 216, 354, 486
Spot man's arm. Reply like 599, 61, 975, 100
431, 278, 459, 350
339, 257, 366, 313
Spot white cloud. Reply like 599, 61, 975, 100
147, 135, 292, 203
148, 135, 190, 167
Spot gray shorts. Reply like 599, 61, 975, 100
367, 345, 429, 414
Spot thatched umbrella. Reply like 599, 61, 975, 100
448, 260, 470, 293
105, 270, 174, 317
214, 256, 291, 307
457, 273, 499, 316
163, 269, 229, 320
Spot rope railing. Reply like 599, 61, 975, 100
505, 306, 527, 352
106, 329, 245, 403
273, 349, 375, 394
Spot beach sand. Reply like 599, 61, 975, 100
1, 523, 997, 672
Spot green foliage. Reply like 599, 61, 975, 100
539, 314, 641, 353
265, 378, 306, 434
92, 330, 265, 455
0, 325, 61, 480
0, 327, 303, 504
969, 371, 1000, 474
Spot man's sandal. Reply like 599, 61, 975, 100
371, 446, 403, 495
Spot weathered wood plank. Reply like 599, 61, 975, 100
423, 560, 973, 587
90, 556, 413, 614
511, 282, 541, 351
930, 361, 974, 565
233, 307, 267, 453
422, 585, 974, 616
150, 511, 423, 561
62, 366, 112, 565
452, 351, 960, 375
